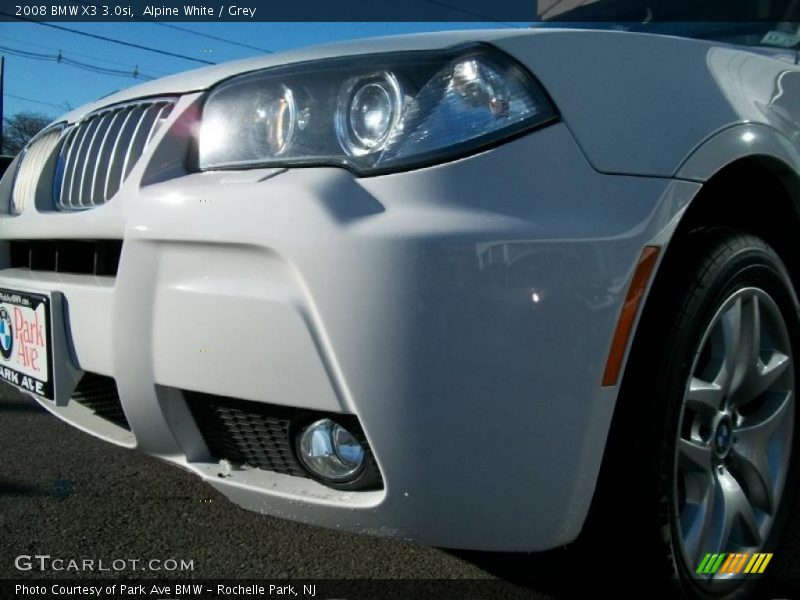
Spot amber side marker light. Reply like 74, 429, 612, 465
602, 245, 661, 387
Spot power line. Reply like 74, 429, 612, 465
151, 22, 274, 53
423, 0, 525, 26
0, 12, 216, 66
1, 34, 173, 76
4, 92, 68, 111
0, 44, 156, 80
74, 0, 273, 53
0, 44, 154, 79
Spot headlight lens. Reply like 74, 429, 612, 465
258, 84, 298, 156
198, 44, 556, 175
337, 72, 404, 157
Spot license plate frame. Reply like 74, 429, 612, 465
0, 287, 55, 400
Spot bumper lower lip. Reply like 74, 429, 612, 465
0, 122, 699, 551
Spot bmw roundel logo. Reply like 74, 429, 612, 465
0, 307, 13, 360
716, 423, 730, 450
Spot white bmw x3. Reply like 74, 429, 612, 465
3, 7, 800, 598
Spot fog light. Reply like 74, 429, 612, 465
296, 418, 366, 482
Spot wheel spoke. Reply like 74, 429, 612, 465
730, 350, 791, 408
720, 470, 762, 547
694, 472, 727, 560
731, 391, 793, 514
726, 295, 763, 405
716, 297, 744, 393
756, 352, 791, 397
680, 472, 716, 565
736, 392, 793, 450
678, 437, 713, 471
739, 294, 761, 379
697, 470, 761, 556
730, 442, 774, 515
687, 377, 724, 412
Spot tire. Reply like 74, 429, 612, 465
589, 227, 800, 599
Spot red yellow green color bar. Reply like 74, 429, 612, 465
696, 552, 773, 575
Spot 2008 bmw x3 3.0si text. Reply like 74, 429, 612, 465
3, 5, 800, 597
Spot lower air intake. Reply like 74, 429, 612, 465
184, 391, 382, 490
8, 240, 122, 276
71, 373, 130, 431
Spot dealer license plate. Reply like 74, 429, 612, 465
0, 288, 54, 399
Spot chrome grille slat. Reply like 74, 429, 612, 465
79, 111, 112, 208
55, 97, 175, 210
57, 128, 80, 209
63, 123, 93, 209
20, 142, 37, 205
25, 134, 51, 204
90, 109, 124, 203
10, 127, 63, 214
103, 107, 138, 203
30, 136, 53, 203
76, 115, 107, 208
67, 116, 101, 207
145, 104, 169, 148
121, 103, 159, 181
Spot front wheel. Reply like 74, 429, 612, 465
601, 228, 800, 599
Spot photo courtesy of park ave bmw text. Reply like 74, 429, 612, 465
5, 1, 800, 598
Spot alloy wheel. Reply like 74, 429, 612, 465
673, 286, 795, 585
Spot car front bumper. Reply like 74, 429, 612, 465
0, 95, 701, 550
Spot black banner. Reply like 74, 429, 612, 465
0, 0, 799, 23
3, 579, 570, 600
5, 578, 800, 600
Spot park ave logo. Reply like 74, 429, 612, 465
11, 305, 45, 371
0, 292, 53, 398
0, 304, 45, 371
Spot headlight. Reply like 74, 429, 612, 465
197, 44, 557, 175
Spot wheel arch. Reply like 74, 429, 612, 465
623, 126, 800, 396
587, 128, 800, 536
613, 126, 800, 400
669, 133, 800, 302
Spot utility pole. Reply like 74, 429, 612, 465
0, 56, 4, 154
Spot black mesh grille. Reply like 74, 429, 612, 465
186, 393, 308, 477
9, 240, 122, 276
184, 391, 382, 489
71, 373, 130, 431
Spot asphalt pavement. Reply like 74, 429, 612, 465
3, 381, 800, 599
0, 382, 555, 596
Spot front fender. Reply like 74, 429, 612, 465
676, 123, 800, 182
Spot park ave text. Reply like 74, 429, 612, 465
16, 584, 318, 596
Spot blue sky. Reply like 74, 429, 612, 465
0, 22, 513, 119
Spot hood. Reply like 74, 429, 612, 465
55, 28, 538, 124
